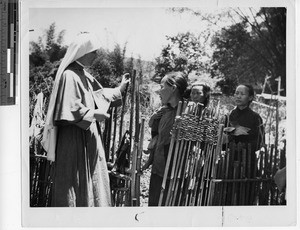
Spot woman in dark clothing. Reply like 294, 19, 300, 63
146, 72, 188, 206
224, 84, 264, 205
226, 84, 264, 152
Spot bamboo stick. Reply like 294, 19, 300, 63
158, 101, 183, 206
188, 142, 203, 206
165, 102, 188, 205
240, 149, 246, 205
135, 118, 145, 206
222, 146, 230, 205
111, 107, 118, 162
129, 70, 136, 152
177, 141, 192, 205
207, 124, 224, 205
197, 144, 213, 206
185, 143, 197, 206
171, 140, 189, 206
119, 74, 130, 145
167, 139, 184, 205
177, 141, 191, 205
203, 145, 215, 205
165, 138, 182, 205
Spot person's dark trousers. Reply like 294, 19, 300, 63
148, 173, 170, 206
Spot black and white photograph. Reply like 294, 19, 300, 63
1, 0, 295, 228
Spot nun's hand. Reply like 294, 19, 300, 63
120, 73, 130, 93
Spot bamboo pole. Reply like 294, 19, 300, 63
168, 139, 185, 205
131, 72, 140, 206
111, 107, 117, 162
188, 141, 202, 206
166, 139, 183, 205
245, 143, 251, 204
135, 118, 145, 206
158, 101, 183, 206
118, 74, 130, 145
203, 145, 215, 205
240, 149, 246, 205
197, 144, 213, 206
177, 141, 192, 205
222, 146, 230, 205
165, 101, 188, 205
185, 143, 197, 206
207, 124, 224, 206
171, 140, 189, 206
129, 70, 136, 151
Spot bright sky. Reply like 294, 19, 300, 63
29, 7, 240, 61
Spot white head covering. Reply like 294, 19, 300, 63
41, 32, 101, 161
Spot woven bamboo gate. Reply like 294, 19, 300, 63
159, 101, 286, 206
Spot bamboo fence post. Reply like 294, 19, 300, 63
204, 145, 215, 205
185, 143, 198, 206
222, 146, 230, 205
171, 140, 189, 206
245, 143, 251, 204
250, 145, 258, 205
189, 142, 203, 206
129, 70, 136, 152
269, 144, 275, 205
197, 144, 212, 206
158, 101, 183, 206
103, 107, 113, 162
111, 107, 118, 163
207, 124, 224, 206
135, 118, 145, 206
177, 141, 193, 205
240, 149, 246, 205
118, 74, 130, 145
131, 72, 140, 206
228, 143, 236, 205
166, 139, 183, 205
165, 101, 188, 205
130, 143, 138, 206
169, 139, 185, 205
236, 143, 242, 205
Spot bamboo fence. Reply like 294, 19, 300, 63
159, 101, 286, 206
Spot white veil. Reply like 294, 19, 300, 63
41, 33, 101, 161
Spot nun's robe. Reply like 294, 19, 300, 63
51, 62, 121, 207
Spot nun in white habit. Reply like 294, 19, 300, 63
42, 32, 129, 207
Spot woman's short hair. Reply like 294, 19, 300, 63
164, 72, 188, 99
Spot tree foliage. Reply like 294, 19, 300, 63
211, 8, 286, 95
30, 23, 67, 67
164, 7, 286, 96
154, 32, 208, 82
29, 23, 155, 122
